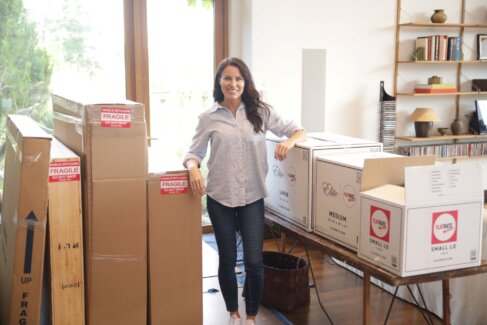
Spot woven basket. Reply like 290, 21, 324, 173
261, 251, 310, 312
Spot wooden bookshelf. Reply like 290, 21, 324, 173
437, 155, 487, 159
396, 134, 487, 142
397, 91, 487, 96
397, 60, 487, 64
399, 22, 487, 28
392, 0, 487, 160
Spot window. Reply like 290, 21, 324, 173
147, 0, 225, 225
0, 0, 125, 189
1, 0, 227, 228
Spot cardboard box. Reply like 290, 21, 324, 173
52, 94, 148, 324
265, 134, 382, 231
307, 132, 382, 147
47, 137, 85, 325
359, 159, 484, 276
147, 168, 202, 325
52, 93, 148, 180
313, 152, 400, 251
0, 115, 51, 325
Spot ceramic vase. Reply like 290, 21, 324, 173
450, 118, 464, 135
431, 9, 447, 23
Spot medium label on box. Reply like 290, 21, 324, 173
160, 175, 188, 194
49, 161, 80, 182
100, 107, 131, 128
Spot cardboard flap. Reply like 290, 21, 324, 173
308, 132, 378, 146
361, 156, 435, 191
405, 163, 483, 205
8, 114, 52, 140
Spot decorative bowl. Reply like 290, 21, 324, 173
437, 127, 449, 136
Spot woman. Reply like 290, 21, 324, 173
184, 57, 305, 325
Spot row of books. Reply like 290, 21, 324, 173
414, 35, 461, 61
397, 142, 487, 158
413, 83, 457, 94
378, 81, 396, 153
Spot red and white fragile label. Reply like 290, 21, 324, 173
160, 175, 188, 195
100, 107, 132, 128
49, 161, 81, 183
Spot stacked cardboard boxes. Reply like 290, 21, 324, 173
52, 94, 148, 324
0, 115, 52, 324
265, 133, 382, 231
313, 151, 400, 251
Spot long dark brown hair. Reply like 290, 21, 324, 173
213, 57, 271, 133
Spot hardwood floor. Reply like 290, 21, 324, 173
203, 234, 444, 325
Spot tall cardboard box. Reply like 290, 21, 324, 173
313, 152, 400, 251
0, 115, 51, 325
265, 134, 382, 231
147, 168, 202, 325
52, 94, 148, 324
47, 137, 85, 324
359, 160, 484, 276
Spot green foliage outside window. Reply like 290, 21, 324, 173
0, 0, 53, 189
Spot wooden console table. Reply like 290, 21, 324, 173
264, 210, 487, 325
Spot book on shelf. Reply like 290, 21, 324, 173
414, 84, 456, 89
397, 142, 487, 158
414, 38, 428, 61
414, 35, 457, 62
414, 88, 457, 94
447, 36, 462, 61
414, 83, 457, 93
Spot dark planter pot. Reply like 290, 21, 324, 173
414, 121, 433, 137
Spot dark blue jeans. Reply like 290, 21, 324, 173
207, 196, 264, 316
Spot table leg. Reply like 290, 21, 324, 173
442, 279, 451, 325
279, 232, 287, 252
363, 272, 371, 325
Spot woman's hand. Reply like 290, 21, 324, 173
187, 159, 205, 196
274, 130, 306, 161
274, 140, 295, 161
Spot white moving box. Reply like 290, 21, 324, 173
313, 151, 400, 251
265, 134, 382, 231
359, 159, 484, 277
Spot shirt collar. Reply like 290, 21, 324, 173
210, 101, 245, 114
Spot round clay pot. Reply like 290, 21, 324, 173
431, 9, 447, 23
450, 118, 464, 135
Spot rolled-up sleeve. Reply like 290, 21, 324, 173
183, 114, 210, 167
265, 107, 303, 138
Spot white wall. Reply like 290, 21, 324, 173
228, 0, 487, 142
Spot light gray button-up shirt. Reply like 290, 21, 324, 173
184, 102, 302, 208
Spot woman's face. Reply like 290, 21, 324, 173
219, 65, 245, 102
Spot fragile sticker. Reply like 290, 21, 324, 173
160, 175, 188, 194
49, 161, 81, 182
100, 107, 132, 128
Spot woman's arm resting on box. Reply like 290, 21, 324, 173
186, 158, 206, 197
274, 130, 306, 161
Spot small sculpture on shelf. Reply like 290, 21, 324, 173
409, 108, 440, 138
428, 75, 442, 85
437, 127, 449, 136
